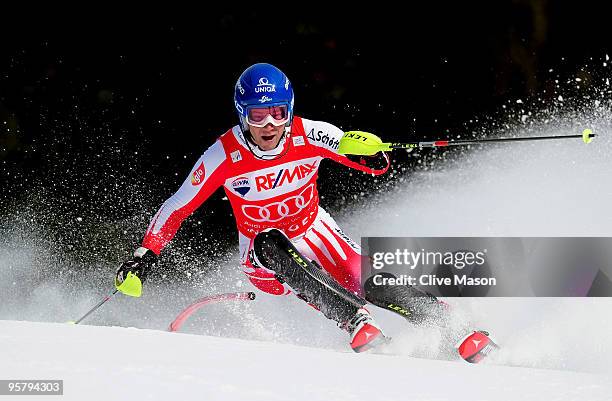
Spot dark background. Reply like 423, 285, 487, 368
1, 2, 610, 263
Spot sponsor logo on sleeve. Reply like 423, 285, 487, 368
231, 150, 242, 163
231, 176, 251, 196
307, 128, 340, 150
191, 162, 206, 186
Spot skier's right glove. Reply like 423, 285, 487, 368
115, 247, 158, 297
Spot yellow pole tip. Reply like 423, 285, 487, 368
67, 321, 76, 324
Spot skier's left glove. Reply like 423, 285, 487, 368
115, 247, 158, 297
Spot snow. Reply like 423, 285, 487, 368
1, 320, 611, 401
344, 116, 612, 237
2, 107, 612, 399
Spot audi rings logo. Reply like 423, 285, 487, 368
242, 184, 315, 222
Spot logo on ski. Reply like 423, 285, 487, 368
191, 162, 206, 186
387, 303, 411, 317
288, 248, 308, 269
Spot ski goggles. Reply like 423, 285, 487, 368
246, 104, 290, 127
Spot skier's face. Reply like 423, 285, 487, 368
249, 123, 285, 151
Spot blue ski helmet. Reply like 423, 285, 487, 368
234, 63, 294, 131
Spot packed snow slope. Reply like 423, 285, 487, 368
1, 320, 611, 401
1, 106, 612, 400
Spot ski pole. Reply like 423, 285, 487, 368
339, 129, 595, 156
70, 289, 119, 324
388, 129, 596, 150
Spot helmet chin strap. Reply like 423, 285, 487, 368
242, 129, 292, 161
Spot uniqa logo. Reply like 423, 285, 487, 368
255, 77, 276, 93
191, 162, 206, 186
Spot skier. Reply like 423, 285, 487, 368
114, 63, 406, 352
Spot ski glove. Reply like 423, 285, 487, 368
338, 131, 413, 156
115, 247, 158, 297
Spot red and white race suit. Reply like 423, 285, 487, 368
142, 116, 389, 296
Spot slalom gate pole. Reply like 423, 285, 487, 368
169, 292, 256, 332
71, 289, 119, 324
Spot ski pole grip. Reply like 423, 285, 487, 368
339, 131, 390, 155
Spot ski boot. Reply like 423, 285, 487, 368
456, 330, 500, 363
341, 308, 387, 353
